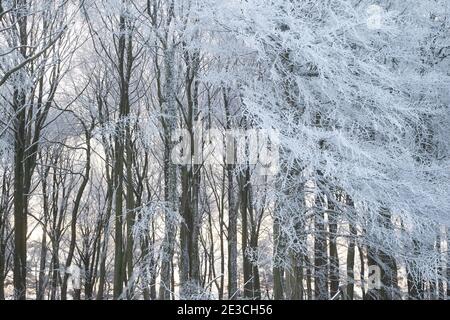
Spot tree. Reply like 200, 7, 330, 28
0, 0, 78, 299
0, 0, 448, 301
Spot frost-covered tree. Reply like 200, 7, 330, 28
0, 0, 448, 300
0, 0, 81, 299
218, 0, 450, 300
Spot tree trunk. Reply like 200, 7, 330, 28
158, 38, 178, 299
366, 210, 399, 300
346, 222, 357, 300
0, 172, 9, 300
61, 128, 91, 300
113, 12, 133, 299
328, 200, 340, 298
227, 163, 238, 300
436, 233, 444, 299
314, 193, 328, 300
13, 85, 27, 300
447, 228, 450, 300
273, 215, 284, 300
124, 126, 135, 298
158, 134, 177, 300
96, 177, 113, 300
239, 170, 253, 298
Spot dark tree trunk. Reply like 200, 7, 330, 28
273, 215, 284, 300
314, 193, 328, 300
223, 90, 238, 300
227, 163, 238, 300
0, 170, 11, 300
366, 210, 399, 300
124, 129, 135, 298
328, 200, 340, 298
113, 11, 134, 299
12, 0, 31, 300
240, 170, 252, 299
346, 223, 357, 300
61, 128, 92, 300
436, 234, 444, 299
345, 196, 356, 300
13, 87, 27, 300
447, 229, 450, 300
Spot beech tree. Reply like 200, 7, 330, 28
0, 0, 449, 300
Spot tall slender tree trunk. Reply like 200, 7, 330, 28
345, 196, 356, 300
96, 176, 113, 300
240, 169, 253, 298
0, 170, 9, 300
346, 222, 357, 300
158, 46, 177, 300
250, 234, 261, 299
273, 215, 284, 300
314, 193, 328, 300
222, 90, 238, 300
13, 83, 27, 301
113, 127, 125, 299
436, 233, 444, 299
158, 133, 177, 300
366, 210, 399, 300
37, 172, 49, 300
12, 0, 29, 300
179, 49, 202, 298
358, 242, 366, 298
248, 185, 262, 299
61, 128, 92, 300
113, 11, 133, 299
285, 251, 303, 300
227, 163, 237, 300
328, 199, 340, 298
180, 166, 191, 295
0, 242, 5, 300
0, 240, 5, 300
218, 172, 225, 300
50, 242, 60, 300
285, 187, 304, 300
447, 228, 450, 300
124, 126, 135, 298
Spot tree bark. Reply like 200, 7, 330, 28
328, 199, 340, 298
366, 210, 399, 300
314, 193, 328, 300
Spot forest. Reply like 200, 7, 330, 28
0, 0, 449, 300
